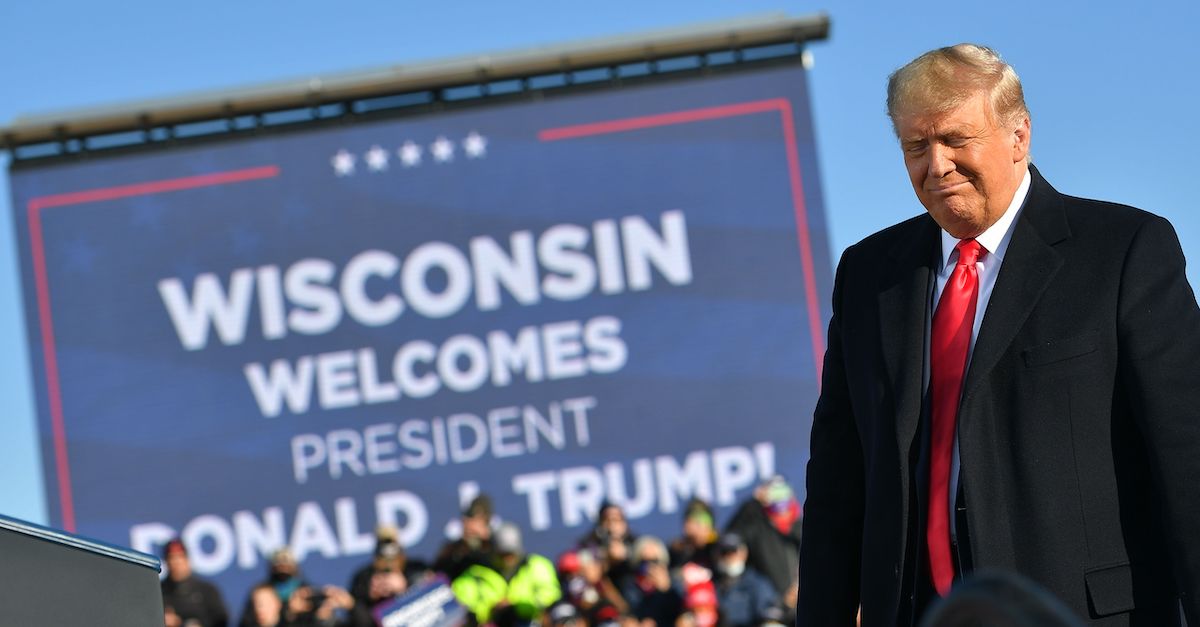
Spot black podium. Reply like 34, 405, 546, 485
0, 513, 164, 626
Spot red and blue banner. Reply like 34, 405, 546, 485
8, 63, 832, 605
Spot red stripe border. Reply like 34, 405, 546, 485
539, 99, 826, 381
26, 164, 280, 531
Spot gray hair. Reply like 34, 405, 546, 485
632, 535, 669, 566
887, 43, 1029, 134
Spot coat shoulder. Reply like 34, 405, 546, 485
1060, 192, 1162, 230
1053, 191, 1179, 257
841, 213, 931, 263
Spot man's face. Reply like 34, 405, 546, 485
601, 506, 628, 539
165, 551, 190, 581
462, 514, 490, 542
579, 555, 603, 582
717, 546, 747, 575
271, 559, 297, 580
252, 587, 282, 625
895, 90, 1030, 239
683, 516, 712, 545
369, 570, 406, 601
498, 551, 520, 571
637, 544, 663, 565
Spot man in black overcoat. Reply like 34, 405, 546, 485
797, 43, 1200, 626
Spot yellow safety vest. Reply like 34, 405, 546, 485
451, 554, 561, 623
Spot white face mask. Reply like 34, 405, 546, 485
718, 560, 745, 578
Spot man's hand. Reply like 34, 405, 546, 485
369, 570, 407, 601
647, 563, 671, 592
316, 585, 354, 620
784, 580, 799, 609
288, 586, 316, 617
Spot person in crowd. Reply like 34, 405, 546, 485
919, 571, 1084, 627
676, 576, 710, 627
668, 498, 718, 571
345, 527, 409, 627
348, 526, 409, 614
579, 501, 638, 585
283, 584, 356, 627
262, 548, 308, 605
161, 538, 230, 627
240, 548, 354, 627
238, 581, 350, 624
676, 570, 718, 627
559, 546, 629, 619
616, 535, 682, 627
724, 476, 801, 598
452, 522, 561, 626
710, 533, 778, 627
494, 522, 563, 626
777, 580, 797, 627
238, 583, 286, 627
435, 494, 496, 581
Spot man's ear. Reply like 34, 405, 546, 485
1012, 115, 1031, 163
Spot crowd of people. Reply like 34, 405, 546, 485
160, 476, 803, 627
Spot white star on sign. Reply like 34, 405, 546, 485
398, 141, 422, 167
431, 136, 455, 163
331, 149, 356, 176
463, 131, 487, 158
365, 145, 389, 172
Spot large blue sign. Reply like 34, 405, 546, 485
9, 63, 832, 608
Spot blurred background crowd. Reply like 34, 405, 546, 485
160, 476, 802, 627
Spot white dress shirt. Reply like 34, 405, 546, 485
925, 168, 1032, 540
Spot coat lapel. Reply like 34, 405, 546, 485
961, 166, 1071, 404
879, 216, 940, 451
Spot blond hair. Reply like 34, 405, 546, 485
887, 43, 1029, 134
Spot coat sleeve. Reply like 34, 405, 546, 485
206, 580, 230, 627
796, 249, 865, 626
1117, 215, 1200, 622
751, 570, 782, 620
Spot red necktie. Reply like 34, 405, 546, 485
927, 238, 983, 596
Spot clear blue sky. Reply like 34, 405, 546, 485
2, 0, 1197, 525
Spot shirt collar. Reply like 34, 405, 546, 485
939, 168, 1032, 269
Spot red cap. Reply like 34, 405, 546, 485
162, 539, 187, 558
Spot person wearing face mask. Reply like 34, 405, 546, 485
615, 535, 682, 627
724, 476, 802, 600
263, 548, 309, 605
712, 534, 780, 627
